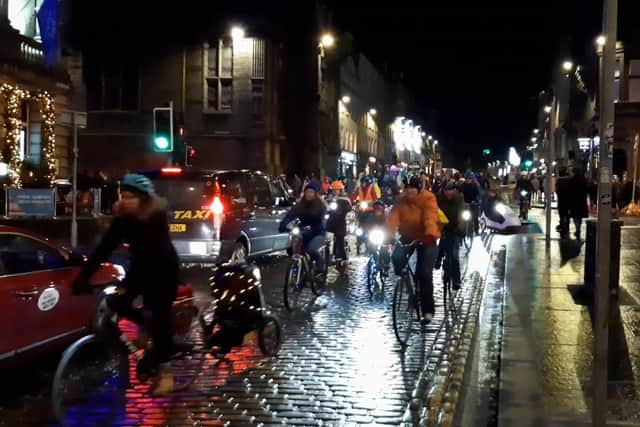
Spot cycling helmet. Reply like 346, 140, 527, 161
120, 174, 155, 196
360, 176, 372, 186
464, 171, 475, 180
407, 175, 423, 190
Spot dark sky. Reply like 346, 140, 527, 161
328, 1, 609, 166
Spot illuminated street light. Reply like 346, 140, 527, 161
427, 135, 433, 140
369, 108, 377, 116
341, 95, 351, 104
562, 61, 574, 72
531, 137, 537, 143
544, 105, 552, 114
231, 26, 245, 41
596, 35, 606, 47
433, 140, 439, 145
533, 129, 539, 134
320, 33, 335, 48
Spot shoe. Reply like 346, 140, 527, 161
150, 366, 174, 396
421, 313, 434, 324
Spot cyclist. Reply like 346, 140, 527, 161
388, 175, 441, 323
436, 180, 465, 290
351, 176, 378, 253
460, 171, 481, 233
279, 181, 328, 277
72, 174, 179, 396
325, 187, 352, 266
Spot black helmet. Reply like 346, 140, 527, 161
407, 175, 423, 190
360, 176, 372, 186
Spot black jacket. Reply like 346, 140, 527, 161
279, 198, 327, 244
78, 196, 179, 306
437, 192, 465, 234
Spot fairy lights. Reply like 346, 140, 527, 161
0, 83, 57, 187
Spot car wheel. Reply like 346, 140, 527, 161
230, 240, 248, 263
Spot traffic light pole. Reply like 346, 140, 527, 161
593, 0, 617, 425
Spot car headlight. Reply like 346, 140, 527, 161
252, 267, 262, 281
292, 227, 300, 236
329, 201, 338, 211
520, 190, 528, 197
495, 203, 507, 215
355, 227, 363, 237
461, 210, 471, 221
369, 229, 385, 246
360, 201, 369, 210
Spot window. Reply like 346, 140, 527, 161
218, 173, 248, 206
15, 102, 41, 164
629, 60, 640, 102
0, 235, 66, 275
86, 59, 140, 111
204, 39, 233, 112
252, 80, 264, 117
247, 175, 272, 207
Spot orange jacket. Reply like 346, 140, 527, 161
351, 185, 377, 204
387, 190, 441, 244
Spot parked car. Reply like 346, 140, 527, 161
140, 168, 296, 263
0, 226, 124, 367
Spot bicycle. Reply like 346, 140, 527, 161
51, 284, 204, 426
461, 206, 474, 250
283, 224, 330, 311
392, 241, 422, 347
439, 234, 459, 321
365, 227, 389, 298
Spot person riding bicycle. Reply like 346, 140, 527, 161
325, 187, 352, 266
460, 171, 481, 233
279, 182, 328, 277
352, 176, 378, 252
436, 180, 464, 290
72, 174, 179, 396
387, 175, 441, 323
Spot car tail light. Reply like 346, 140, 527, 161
161, 167, 182, 174
210, 196, 224, 215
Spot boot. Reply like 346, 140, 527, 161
150, 364, 174, 396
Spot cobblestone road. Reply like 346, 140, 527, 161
1, 236, 495, 427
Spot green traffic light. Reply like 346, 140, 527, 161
524, 160, 533, 168
154, 136, 170, 151
482, 148, 491, 155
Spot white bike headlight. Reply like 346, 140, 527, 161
329, 201, 338, 211
462, 210, 471, 221
520, 190, 528, 197
324, 214, 330, 220
369, 229, 385, 246
495, 203, 507, 215
252, 267, 262, 281
360, 201, 369, 210
292, 227, 300, 236
355, 227, 364, 237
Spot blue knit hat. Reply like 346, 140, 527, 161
304, 181, 321, 193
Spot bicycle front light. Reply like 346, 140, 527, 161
495, 203, 507, 215
360, 201, 369, 210
356, 227, 364, 237
292, 227, 301, 236
462, 210, 471, 221
520, 190, 528, 197
369, 229, 385, 246
329, 201, 338, 211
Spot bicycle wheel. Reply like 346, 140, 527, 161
311, 249, 328, 296
258, 315, 282, 356
284, 258, 303, 311
52, 334, 129, 427
392, 275, 415, 346
463, 220, 472, 250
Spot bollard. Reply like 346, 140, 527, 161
584, 218, 623, 296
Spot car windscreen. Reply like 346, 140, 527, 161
152, 179, 212, 210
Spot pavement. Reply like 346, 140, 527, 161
0, 234, 501, 427
498, 209, 640, 426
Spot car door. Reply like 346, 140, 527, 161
270, 179, 293, 251
244, 174, 277, 254
0, 234, 89, 359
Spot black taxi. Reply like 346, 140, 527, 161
140, 168, 294, 263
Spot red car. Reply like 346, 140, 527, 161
0, 226, 124, 367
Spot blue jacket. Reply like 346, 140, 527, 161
279, 198, 326, 244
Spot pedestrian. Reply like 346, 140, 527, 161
555, 167, 571, 238
530, 175, 540, 204
568, 167, 589, 240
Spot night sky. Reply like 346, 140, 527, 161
328, 1, 614, 167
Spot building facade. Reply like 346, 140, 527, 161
0, 0, 72, 186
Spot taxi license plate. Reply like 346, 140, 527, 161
169, 223, 187, 233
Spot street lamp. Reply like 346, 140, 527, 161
533, 129, 539, 134
320, 33, 335, 48
596, 35, 606, 47
562, 60, 574, 72
230, 26, 245, 41
531, 137, 537, 143
369, 108, 377, 116
341, 95, 351, 104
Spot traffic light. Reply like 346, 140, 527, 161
185, 145, 196, 166
524, 159, 534, 169
482, 148, 491, 156
153, 106, 174, 152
